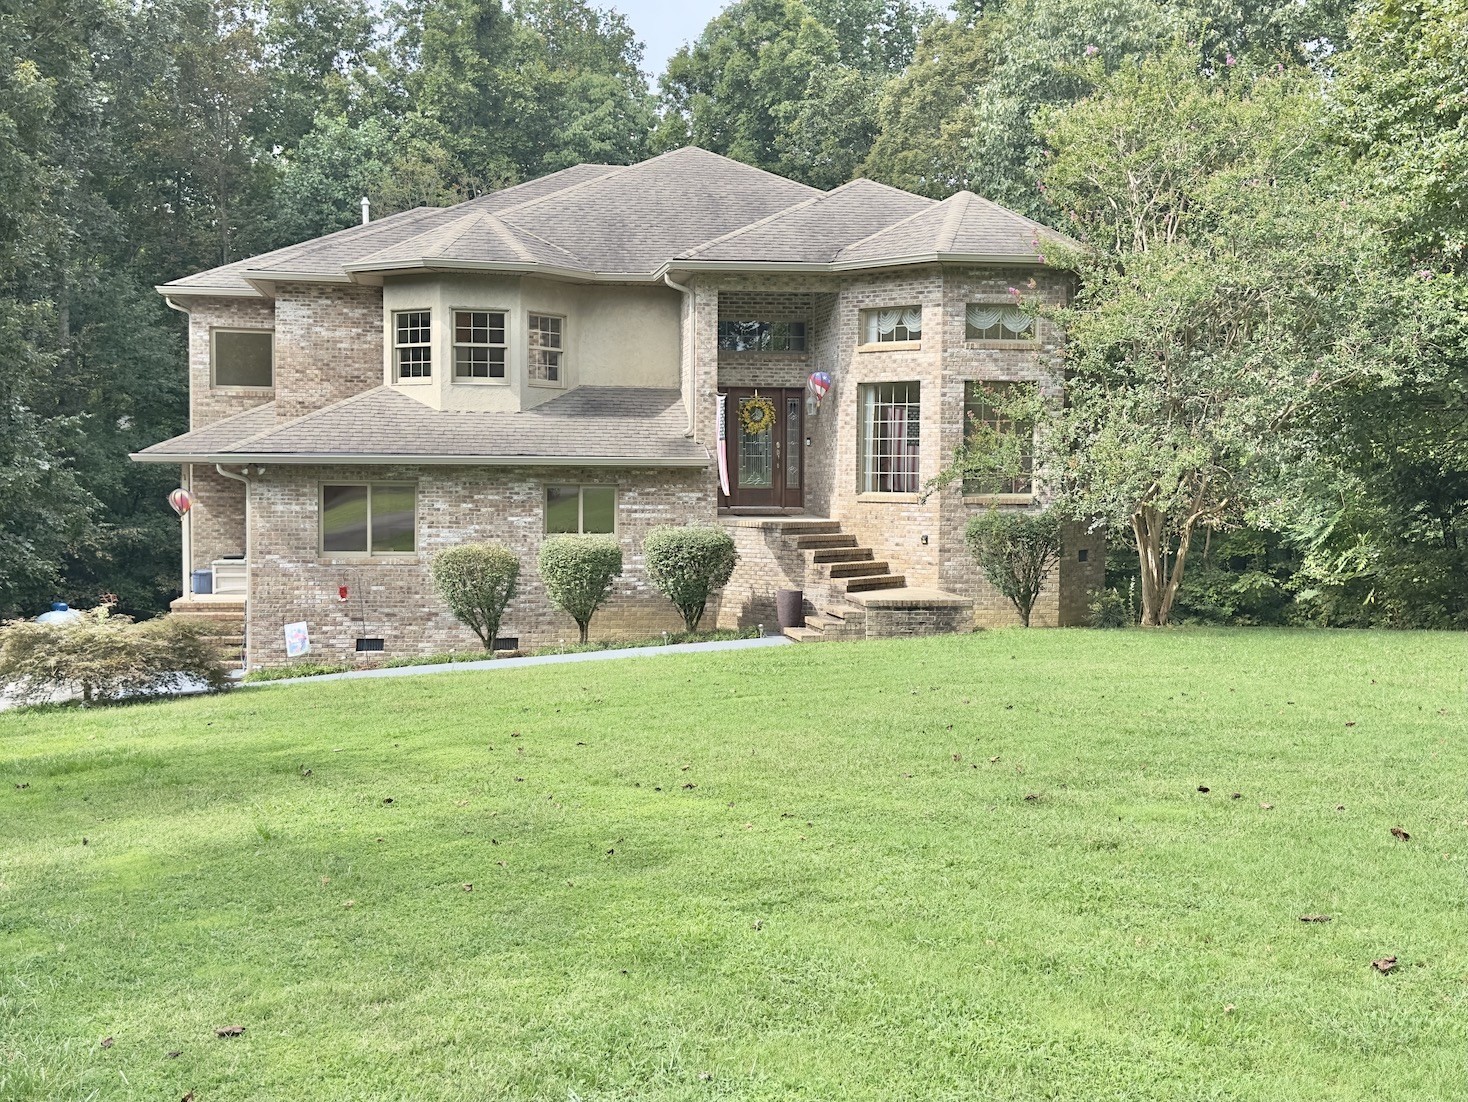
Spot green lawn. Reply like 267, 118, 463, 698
2, 629, 1465, 1101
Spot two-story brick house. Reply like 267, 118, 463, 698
134, 147, 1102, 666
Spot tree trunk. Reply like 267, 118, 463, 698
1132, 505, 1198, 627
577, 620, 589, 644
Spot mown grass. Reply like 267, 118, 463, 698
2, 628, 1465, 1100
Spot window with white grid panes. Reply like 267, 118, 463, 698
860, 382, 921, 492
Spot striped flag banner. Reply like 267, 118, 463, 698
716, 393, 730, 497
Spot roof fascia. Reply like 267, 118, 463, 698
154, 283, 264, 299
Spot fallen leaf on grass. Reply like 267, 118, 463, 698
751, 919, 764, 931
1231, 792, 1242, 800
989, 756, 1000, 764
214, 1025, 245, 1038
952, 754, 962, 763
382, 797, 393, 805
1298, 914, 1332, 923
1223, 1004, 1236, 1014
15, 783, 29, 790
1260, 803, 1274, 810
682, 783, 697, 789
101, 1036, 114, 1049
1335, 805, 1345, 812
1197, 786, 1210, 793
167, 1050, 182, 1059
698, 1071, 713, 1081
463, 883, 473, 892
1372, 956, 1398, 974
181, 1093, 195, 1102
1024, 793, 1040, 801
342, 900, 355, 908
1390, 826, 1411, 842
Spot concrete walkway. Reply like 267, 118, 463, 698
245, 634, 792, 688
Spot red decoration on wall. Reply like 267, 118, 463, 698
338, 586, 349, 602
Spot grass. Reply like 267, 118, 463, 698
2, 627, 1465, 1101
241, 629, 761, 681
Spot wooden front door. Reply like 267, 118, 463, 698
721, 388, 804, 510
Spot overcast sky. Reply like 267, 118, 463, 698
618, 0, 729, 85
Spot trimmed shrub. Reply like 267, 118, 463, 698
0, 606, 229, 704
431, 542, 521, 651
643, 526, 738, 632
538, 534, 623, 643
965, 509, 1063, 627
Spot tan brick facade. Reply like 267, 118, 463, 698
173, 261, 1101, 664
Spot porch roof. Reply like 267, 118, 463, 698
132, 386, 708, 468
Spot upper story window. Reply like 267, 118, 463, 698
718, 320, 807, 352
859, 382, 921, 493
320, 482, 417, 555
454, 310, 507, 381
211, 329, 273, 388
963, 381, 1035, 496
966, 304, 1035, 342
528, 313, 564, 386
861, 307, 922, 345
394, 311, 432, 380
545, 485, 615, 534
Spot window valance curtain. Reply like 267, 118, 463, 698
875, 307, 923, 336
966, 304, 1033, 335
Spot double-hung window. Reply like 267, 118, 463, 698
528, 313, 564, 385
321, 483, 417, 555
965, 304, 1036, 342
963, 381, 1035, 496
394, 311, 432, 380
859, 382, 921, 493
717, 320, 807, 352
545, 485, 615, 534
861, 306, 922, 345
454, 310, 507, 380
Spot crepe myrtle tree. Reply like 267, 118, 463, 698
965, 508, 1063, 627
430, 542, 521, 651
539, 534, 623, 643
643, 525, 738, 632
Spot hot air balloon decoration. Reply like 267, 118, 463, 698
806, 371, 833, 414
167, 488, 193, 516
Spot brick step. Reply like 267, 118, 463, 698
842, 573, 907, 593
826, 559, 891, 579
781, 625, 826, 643
792, 533, 858, 550
810, 547, 873, 564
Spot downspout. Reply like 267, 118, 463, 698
663, 272, 696, 437
166, 296, 192, 598
215, 464, 251, 668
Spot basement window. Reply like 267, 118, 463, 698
211, 329, 274, 388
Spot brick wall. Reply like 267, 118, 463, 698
271, 282, 384, 421
244, 463, 714, 666
716, 289, 815, 390
186, 297, 276, 427
185, 463, 247, 574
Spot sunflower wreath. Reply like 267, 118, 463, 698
738, 393, 777, 435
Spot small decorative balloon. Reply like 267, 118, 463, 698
807, 371, 832, 401
167, 488, 192, 516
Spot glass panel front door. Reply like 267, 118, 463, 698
722, 388, 803, 509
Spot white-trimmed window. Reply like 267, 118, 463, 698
859, 382, 921, 493
963, 381, 1035, 496
321, 483, 417, 555
545, 485, 615, 534
966, 304, 1036, 342
394, 311, 432, 380
861, 306, 922, 345
211, 329, 274, 388
528, 313, 564, 385
717, 320, 807, 352
454, 310, 507, 381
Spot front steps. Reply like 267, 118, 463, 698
168, 596, 246, 667
733, 517, 971, 643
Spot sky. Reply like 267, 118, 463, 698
615, 0, 730, 84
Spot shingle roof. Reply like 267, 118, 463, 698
835, 190, 1073, 265
133, 386, 706, 467
133, 402, 279, 459
677, 178, 936, 264
158, 151, 1074, 297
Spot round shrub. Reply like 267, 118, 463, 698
431, 542, 521, 651
538, 534, 623, 643
643, 526, 738, 632
965, 508, 1063, 627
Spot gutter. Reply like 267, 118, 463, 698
132, 452, 710, 468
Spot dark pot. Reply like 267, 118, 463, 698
776, 588, 805, 629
